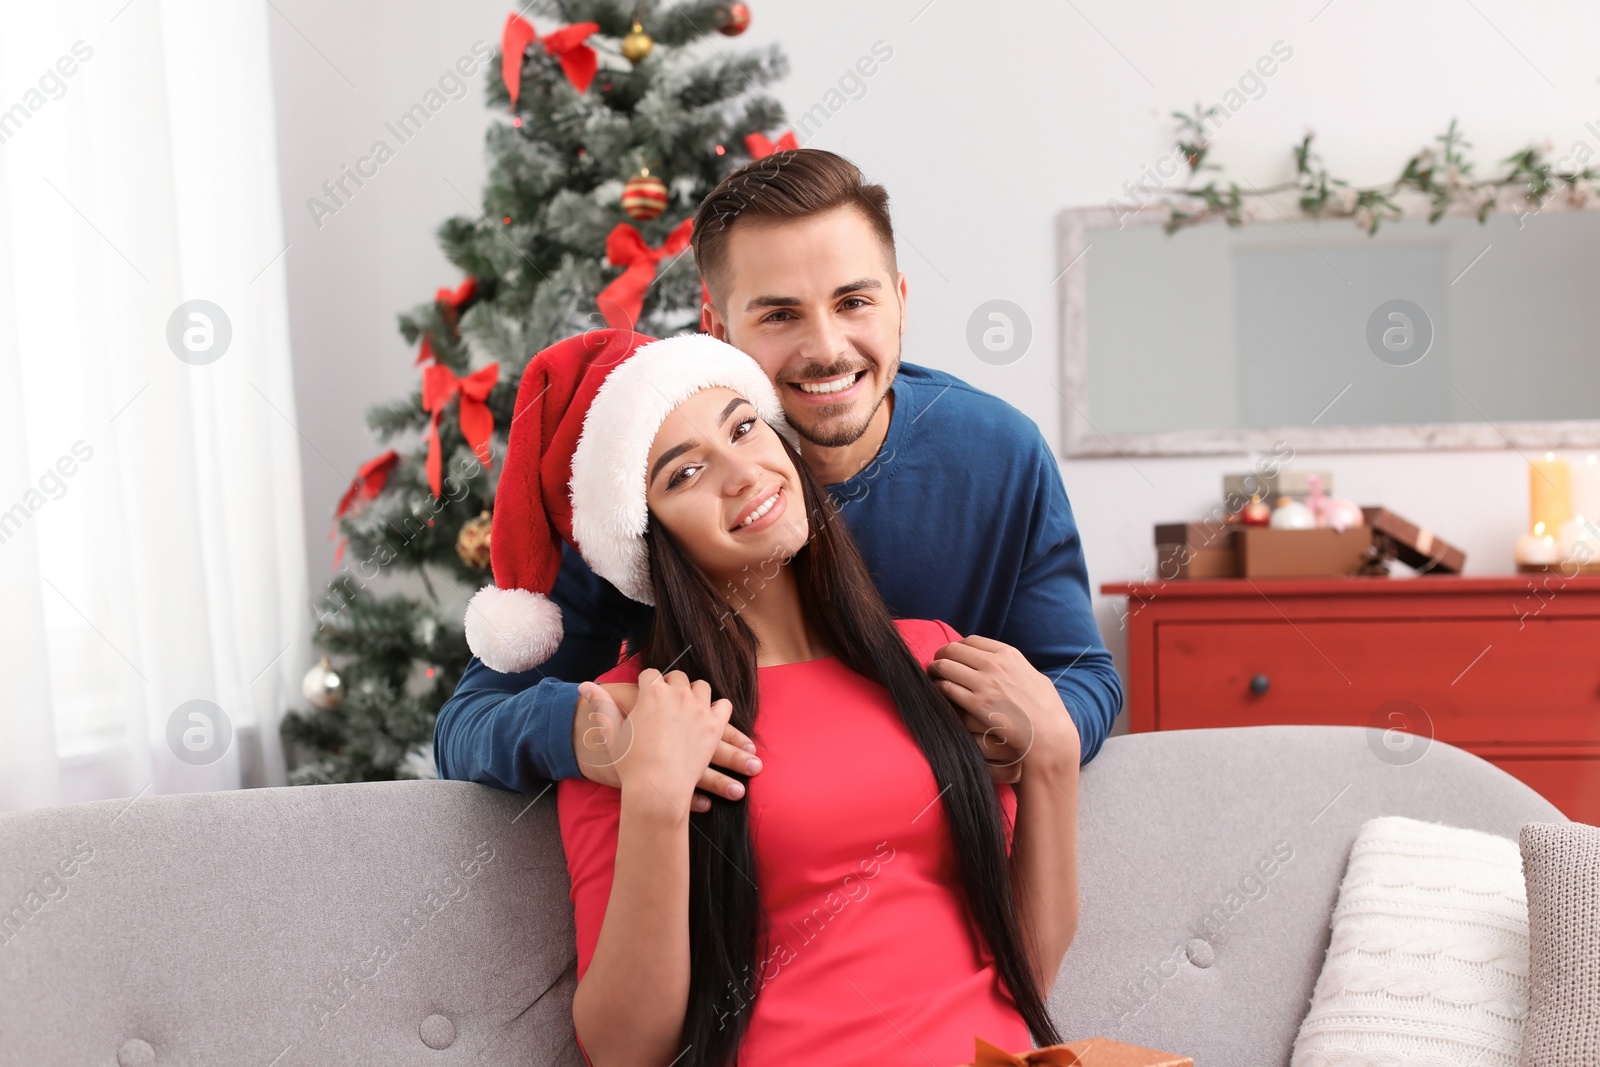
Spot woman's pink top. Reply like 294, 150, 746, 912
558, 617, 1030, 1065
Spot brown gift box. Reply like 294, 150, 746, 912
1153, 522, 1240, 579
1236, 524, 1373, 578
957, 1034, 1192, 1066
1154, 520, 1372, 580
1156, 542, 1238, 579
1361, 506, 1465, 574
1154, 506, 1463, 579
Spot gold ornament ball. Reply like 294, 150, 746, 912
302, 656, 345, 710
621, 170, 669, 220
717, 3, 750, 35
621, 22, 653, 64
457, 509, 493, 571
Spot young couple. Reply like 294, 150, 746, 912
434, 150, 1123, 1066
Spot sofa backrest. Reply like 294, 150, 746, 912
0, 726, 1563, 1066
1, 775, 583, 1066
1052, 724, 1564, 1065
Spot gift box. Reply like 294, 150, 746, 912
1153, 521, 1240, 579
1156, 541, 1238, 579
1237, 525, 1373, 578
1152, 507, 1462, 580
1154, 520, 1372, 580
1362, 506, 1465, 575
959, 1034, 1193, 1066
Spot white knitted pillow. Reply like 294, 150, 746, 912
1292, 815, 1529, 1067
1517, 821, 1600, 1066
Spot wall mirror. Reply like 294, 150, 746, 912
1056, 200, 1600, 456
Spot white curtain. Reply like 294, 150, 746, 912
0, 0, 308, 811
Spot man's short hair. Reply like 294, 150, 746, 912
692, 148, 896, 311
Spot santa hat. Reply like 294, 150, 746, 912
464, 329, 801, 674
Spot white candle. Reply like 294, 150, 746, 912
1571, 454, 1600, 526
1557, 517, 1600, 565
1515, 528, 1561, 565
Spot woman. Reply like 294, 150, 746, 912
462, 329, 1080, 1067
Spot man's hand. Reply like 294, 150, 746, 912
573, 681, 761, 813
928, 634, 1082, 781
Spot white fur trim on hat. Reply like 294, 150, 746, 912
464, 584, 563, 674
569, 333, 800, 606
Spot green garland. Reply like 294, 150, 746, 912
1146, 106, 1600, 235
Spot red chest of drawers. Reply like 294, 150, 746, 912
1100, 575, 1600, 824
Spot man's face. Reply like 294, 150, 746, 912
702, 206, 907, 449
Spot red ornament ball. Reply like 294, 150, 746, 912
718, 3, 750, 35
621, 170, 668, 220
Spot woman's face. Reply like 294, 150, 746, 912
644, 387, 809, 585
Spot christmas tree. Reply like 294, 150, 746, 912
279, 0, 787, 785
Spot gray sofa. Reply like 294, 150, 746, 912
0, 725, 1564, 1067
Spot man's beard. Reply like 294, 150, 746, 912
784, 344, 901, 449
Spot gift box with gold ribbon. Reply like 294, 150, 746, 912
958, 1034, 1193, 1067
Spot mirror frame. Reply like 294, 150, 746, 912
1057, 199, 1600, 457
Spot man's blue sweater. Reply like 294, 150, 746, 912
433, 362, 1123, 790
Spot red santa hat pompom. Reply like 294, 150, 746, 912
464, 329, 800, 674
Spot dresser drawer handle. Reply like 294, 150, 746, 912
1250, 674, 1271, 696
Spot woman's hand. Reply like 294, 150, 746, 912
929, 635, 1083, 779
578, 669, 733, 814
575, 682, 761, 813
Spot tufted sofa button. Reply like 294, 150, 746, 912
117, 1038, 156, 1067
1185, 938, 1215, 968
420, 1013, 456, 1049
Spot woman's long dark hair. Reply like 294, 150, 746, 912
640, 429, 1062, 1065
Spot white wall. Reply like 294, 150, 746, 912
269, 0, 1600, 732
268, 0, 510, 607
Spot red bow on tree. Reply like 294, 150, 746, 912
596, 218, 695, 330
437, 277, 476, 312
330, 450, 400, 566
500, 13, 599, 105
745, 130, 799, 159
501, 14, 537, 109
422, 362, 499, 498
542, 22, 600, 94
414, 278, 477, 365
437, 276, 476, 332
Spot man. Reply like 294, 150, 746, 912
434, 148, 1121, 810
